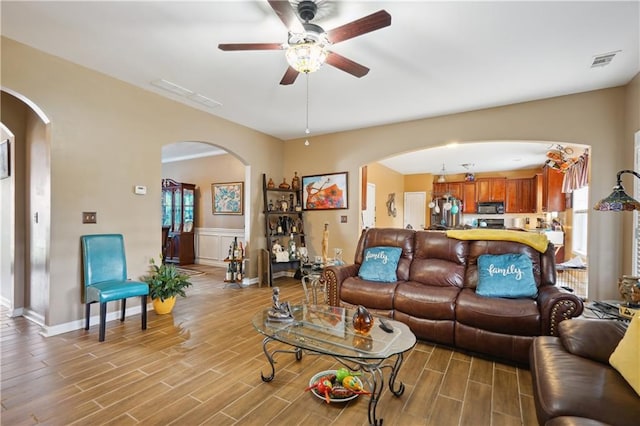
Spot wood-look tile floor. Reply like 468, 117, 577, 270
1, 265, 539, 425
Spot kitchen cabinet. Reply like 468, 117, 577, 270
542, 166, 566, 212
162, 179, 196, 265
476, 178, 506, 202
462, 182, 477, 213
433, 182, 462, 199
505, 178, 536, 213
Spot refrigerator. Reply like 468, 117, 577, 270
430, 196, 462, 228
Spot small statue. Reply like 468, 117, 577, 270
272, 240, 283, 255
268, 287, 293, 321
279, 178, 290, 190
267, 178, 275, 189
291, 172, 301, 190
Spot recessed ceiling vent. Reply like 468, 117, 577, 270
591, 50, 621, 68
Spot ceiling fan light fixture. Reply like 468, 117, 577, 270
285, 42, 328, 73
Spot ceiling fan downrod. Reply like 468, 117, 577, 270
297, 0, 317, 22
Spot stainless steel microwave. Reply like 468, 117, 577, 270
477, 202, 504, 214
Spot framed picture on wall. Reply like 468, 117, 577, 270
302, 172, 348, 210
0, 140, 9, 180
212, 181, 244, 215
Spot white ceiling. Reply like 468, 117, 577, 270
2, 1, 638, 174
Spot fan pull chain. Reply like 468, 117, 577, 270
304, 73, 310, 146
305, 73, 310, 135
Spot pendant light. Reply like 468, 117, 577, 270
437, 164, 447, 183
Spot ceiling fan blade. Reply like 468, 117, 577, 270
218, 43, 283, 51
326, 10, 391, 44
279, 67, 300, 85
325, 52, 369, 78
268, 0, 304, 33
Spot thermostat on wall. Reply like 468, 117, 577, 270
134, 185, 147, 195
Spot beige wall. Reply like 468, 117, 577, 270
285, 85, 637, 301
162, 153, 245, 230
2, 37, 283, 327
367, 163, 404, 229
1, 35, 638, 330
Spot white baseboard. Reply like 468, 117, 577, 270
37, 304, 148, 337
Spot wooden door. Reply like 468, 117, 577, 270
505, 179, 519, 213
476, 179, 491, 202
447, 183, 463, 200
491, 178, 506, 201
462, 182, 476, 213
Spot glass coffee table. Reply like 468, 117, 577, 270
252, 304, 417, 425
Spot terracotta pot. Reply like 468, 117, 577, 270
153, 296, 177, 314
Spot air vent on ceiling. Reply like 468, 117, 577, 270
188, 93, 222, 109
151, 79, 193, 96
150, 79, 222, 110
591, 50, 621, 68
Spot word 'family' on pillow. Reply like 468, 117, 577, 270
358, 246, 402, 283
477, 253, 537, 298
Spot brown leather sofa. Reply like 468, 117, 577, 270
324, 228, 584, 364
530, 319, 639, 426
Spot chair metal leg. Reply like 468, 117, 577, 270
121, 298, 126, 322
99, 302, 107, 342
141, 295, 147, 330
85, 303, 91, 330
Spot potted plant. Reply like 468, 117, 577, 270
143, 258, 193, 314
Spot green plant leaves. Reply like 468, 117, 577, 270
143, 258, 193, 302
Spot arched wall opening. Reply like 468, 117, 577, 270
160, 141, 252, 275
362, 139, 591, 298
0, 88, 52, 322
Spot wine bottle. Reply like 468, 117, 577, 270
225, 263, 232, 281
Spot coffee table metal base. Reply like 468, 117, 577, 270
259, 336, 406, 426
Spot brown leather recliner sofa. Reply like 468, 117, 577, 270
530, 319, 640, 426
324, 228, 584, 364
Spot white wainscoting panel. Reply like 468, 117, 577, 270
195, 228, 244, 267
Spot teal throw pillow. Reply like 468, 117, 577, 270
477, 253, 538, 298
358, 246, 402, 283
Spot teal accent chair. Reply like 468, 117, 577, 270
81, 234, 149, 342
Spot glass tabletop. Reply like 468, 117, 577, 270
252, 305, 416, 359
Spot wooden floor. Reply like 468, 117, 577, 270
1, 265, 539, 425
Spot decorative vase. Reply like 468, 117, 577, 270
352, 305, 374, 335
618, 275, 640, 307
153, 296, 177, 314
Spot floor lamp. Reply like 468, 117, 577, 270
594, 169, 640, 309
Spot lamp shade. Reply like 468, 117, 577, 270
594, 170, 640, 211
285, 42, 328, 74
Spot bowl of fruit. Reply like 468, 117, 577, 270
305, 368, 369, 403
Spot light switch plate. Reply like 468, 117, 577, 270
82, 212, 97, 224
341, 215, 347, 223
134, 185, 147, 195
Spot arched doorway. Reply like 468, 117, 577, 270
161, 141, 251, 275
364, 140, 591, 298
0, 89, 51, 321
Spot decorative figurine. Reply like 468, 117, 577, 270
322, 223, 329, 264
279, 178, 290, 189
267, 287, 293, 321
280, 195, 289, 212
267, 177, 275, 189
288, 234, 297, 260
291, 172, 301, 190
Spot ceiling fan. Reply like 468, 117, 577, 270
218, 0, 391, 85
